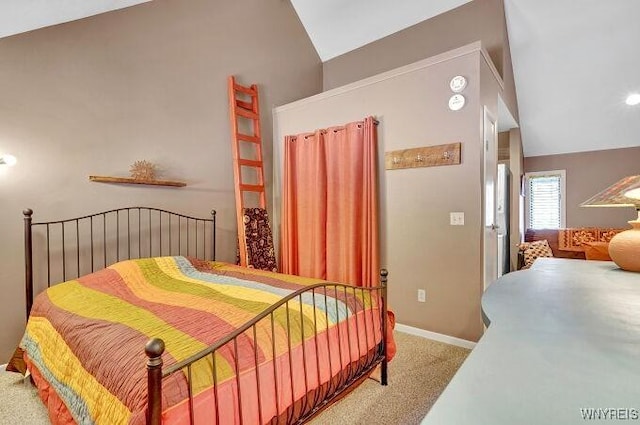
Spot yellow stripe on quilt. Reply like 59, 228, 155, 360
110, 260, 296, 357
156, 258, 323, 316
214, 262, 375, 309
216, 262, 327, 285
153, 258, 331, 357
27, 316, 130, 424
47, 281, 206, 360
153, 257, 330, 332
46, 281, 233, 391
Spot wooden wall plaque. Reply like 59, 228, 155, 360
384, 143, 461, 170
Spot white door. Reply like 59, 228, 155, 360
483, 107, 498, 290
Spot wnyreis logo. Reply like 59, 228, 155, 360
580, 408, 639, 420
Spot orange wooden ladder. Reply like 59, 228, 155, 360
228, 75, 270, 268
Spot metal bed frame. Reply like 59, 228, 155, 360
23, 207, 388, 425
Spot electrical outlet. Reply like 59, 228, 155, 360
417, 289, 426, 303
450, 212, 465, 226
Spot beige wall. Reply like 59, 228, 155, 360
524, 147, 640, 228
273, 45, 499, 342
0, 0, 322, 361
322, 0, 519, 122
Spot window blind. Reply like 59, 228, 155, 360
528, 175, 562, 229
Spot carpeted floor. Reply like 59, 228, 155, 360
310, 332, 470, 425
0, 367, 48, 425
0, 331, 469, 425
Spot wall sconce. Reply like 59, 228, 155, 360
0, 154, 17, 166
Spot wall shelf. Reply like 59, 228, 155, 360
89, 176, 186, 187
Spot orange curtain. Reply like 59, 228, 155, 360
281, 117, 379, 287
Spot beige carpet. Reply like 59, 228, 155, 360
0, 332, 469, 425
310, 331, 470, 425
0, 368, 48, 425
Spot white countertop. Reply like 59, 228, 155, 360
422, 258, 640, 424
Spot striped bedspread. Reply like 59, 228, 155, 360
21, 256, 387, 425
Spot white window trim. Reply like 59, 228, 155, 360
524, 169, 567, 229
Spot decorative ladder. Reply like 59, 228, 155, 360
228, 76, 277, 271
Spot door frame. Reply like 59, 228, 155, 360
483, 106, 498, 291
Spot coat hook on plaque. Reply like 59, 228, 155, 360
393, 156, 401, 165
415, 154, 424, 162
443, 151, 450, 159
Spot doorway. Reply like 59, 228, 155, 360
483, 106, 498, 290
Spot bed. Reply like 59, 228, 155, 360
12, 207, 392, 425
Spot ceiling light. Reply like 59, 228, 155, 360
626, 93, 640, 106
0, 154, 17, 166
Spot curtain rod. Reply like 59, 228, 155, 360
288, 119, 379, 140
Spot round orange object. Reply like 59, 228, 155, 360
608, 221, 640, 272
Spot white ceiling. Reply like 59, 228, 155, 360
505, 0, 640, 157
0, 0, 150, 39
290, 0, 472, 62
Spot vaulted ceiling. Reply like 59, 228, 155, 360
289, 0, 472, 61
1, 0, 639, 158
0, 0, 149, 39
504, 0, 640, 157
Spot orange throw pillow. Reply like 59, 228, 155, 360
584, 242, 612, 261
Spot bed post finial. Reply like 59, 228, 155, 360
211, 210, 217, 261
146, 338, 165, 425
380, 268, 388, 386
24, 209, 34, 321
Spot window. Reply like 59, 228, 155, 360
525, 170, 566, 229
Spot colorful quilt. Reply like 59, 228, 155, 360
19, 256, 388, 425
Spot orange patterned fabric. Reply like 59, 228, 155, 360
519, 240, 554, 269
558, 228, 624, 252
584, 242, 612, 261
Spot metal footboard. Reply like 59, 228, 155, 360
145, 270, 389, 425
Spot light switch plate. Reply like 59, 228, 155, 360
450, 212, 465, 226
417, 289, 426, 303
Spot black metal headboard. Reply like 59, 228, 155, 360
24, 207, 216, 319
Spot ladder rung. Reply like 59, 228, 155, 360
235, 107, 258, 120
236, 133, 260, 143
234, 84, 256, 96
240, 184, 264, 193
236, 100, 254, 111
239, 159, 262, 168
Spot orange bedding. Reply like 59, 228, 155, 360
18, 257, 393, 424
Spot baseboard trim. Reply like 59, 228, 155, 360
395, 323, 477, 350
0, 364, 6, 372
